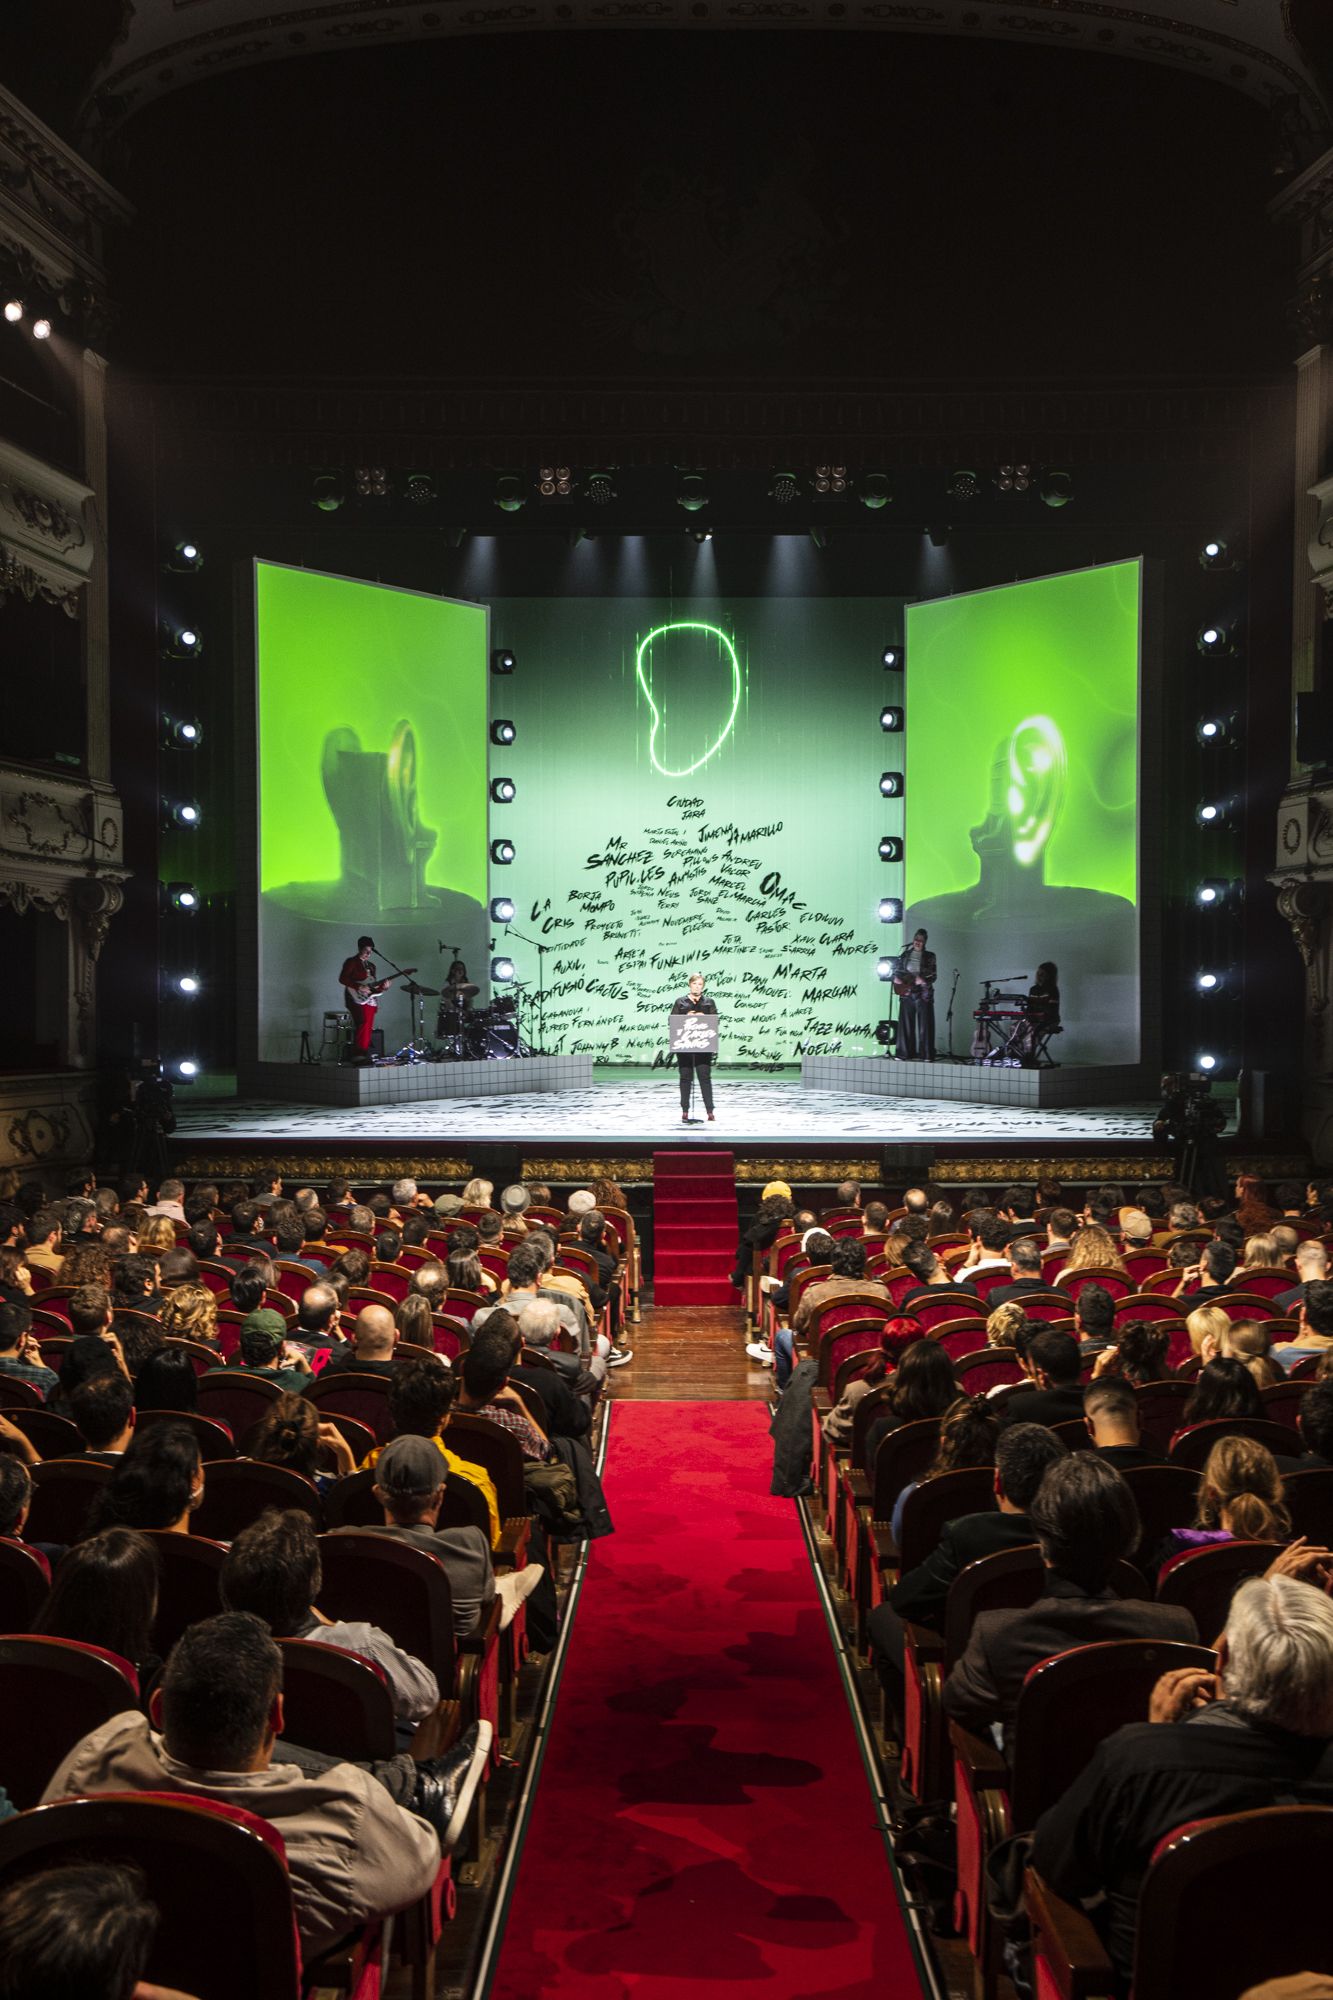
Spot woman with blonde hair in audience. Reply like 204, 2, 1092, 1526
1158, 1433, 1291, 1572
1186, 1302, 1231, 1360
1197, 1316, 1280, 1388
136, 1213, 178, 1260
1240, 1232, 1288, 1276
394, 1292, 438, 1349
890, 1392, 1001, 1541
159, 1281, 220, 1352
985, 1299, 1029, 1351
461, 1176, 494, 1211
1054, 1223, 1127, 1284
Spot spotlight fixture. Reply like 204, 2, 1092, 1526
676, 473, 709, 514
491, 956, 516, 982
490, 838, 515, 865
311, 473, 345, 513
1199, 538, 1236, 571
175, 974, 200, 996
874, 1019, 896, 1047
162, 626, 202, 660
1040, 469, 1073, 508
1196, 1052, 1219, 1073
162, 717, 203, 750
1195, 879, 1232, 907
996, 463, 1032, 493
1195, 970, 1225, 993
166, 801, 201, 829
490, 777, 516, 804
946, 468, 981, 502
876, 956, 896, 981
353, 465, 390, 499
3, 300, 21, 323
812, 465, 848, 497
166, 883, 198, 910
879, 771, 904, 797
31, 317, 51, 341
1196, 800, 1228, 826
859, 473, 892, 510
166, 539, 202, 572
586, 470, 616, 506
537, 465, 574, 500
878, 897, 904, 922
880, 705, 904, 732
489, 896, 515, 924
769, 471, 800, 506
494, 473, 526, 513
690, 527, 713, 543
1197, 623, 1234, 658
404, 473, 436, 506
175, 1059, 200, 1079
490, 719, 516, 746
491, 648, 516, 675
879, 836, 904, 863
882, 644, 904, 671
1196, 716, 1231, 744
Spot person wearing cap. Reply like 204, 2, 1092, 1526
350, 1434, 542, 1634
235, 1308, 312, 1393
433, 1193, 464, 1220
500, 1184, 531, 1220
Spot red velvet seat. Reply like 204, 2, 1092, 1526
0, 1634, 140, 1807
1167, 1415, 1295, 1470
134, 1406, 236, 1461
4, 1407, 80, 1457
192, 1459, 323, 1541
0, 1536, 50, 1628
1156, 1538, 1282, 1634
196, 1368, 284, 1439
305, 1370, 396, 1444
26, 1458, 112, 1545
1283, 1466, 1333, 1544
142, 1528, 228, 1656
1134, 1378, 1194, 1447
955, 1347, 1023, 1393
275, 1634, 398, 1759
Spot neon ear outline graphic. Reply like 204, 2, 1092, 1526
635, 621, 742, 778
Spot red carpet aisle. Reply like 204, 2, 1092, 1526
652, 1151, 739, 1306
488, 1401, 920, 1999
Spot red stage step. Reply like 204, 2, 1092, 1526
652, 1150, 739, 1306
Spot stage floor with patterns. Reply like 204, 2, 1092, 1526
174, 1075, 1171, 1151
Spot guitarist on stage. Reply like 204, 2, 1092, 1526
338, 936, 389, 1065
895, 928, 937, 1062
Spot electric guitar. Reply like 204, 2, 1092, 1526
343, 966, 417, 1009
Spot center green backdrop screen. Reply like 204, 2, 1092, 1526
254, 562, 489, 1059
905, 560, 1142, 1066
494, 596, 898, 1065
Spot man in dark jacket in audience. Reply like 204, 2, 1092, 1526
999, 1328, 1086, 1428
1082, 1377, 1167, 1470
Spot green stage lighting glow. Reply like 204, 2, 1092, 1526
634, 620, 742, 778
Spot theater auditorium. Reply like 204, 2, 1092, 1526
0, 4, 1332, 1995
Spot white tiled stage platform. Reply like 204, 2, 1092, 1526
177, 1075, 1167, 1149
236, 1053, 590, 1107
802, 1054, 1157, 1108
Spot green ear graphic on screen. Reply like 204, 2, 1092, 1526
635, 620, 742, 777
981, 714, 1068, 870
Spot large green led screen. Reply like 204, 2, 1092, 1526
493, 595, 900, 1064
255, 562, 489, 1059
905, 560, 1141, 1065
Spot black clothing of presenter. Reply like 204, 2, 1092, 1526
672, 980, 717, 1118
897, 929, 937, 1062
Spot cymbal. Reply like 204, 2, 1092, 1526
405, 983, 440, 996
447, 982, 481, 997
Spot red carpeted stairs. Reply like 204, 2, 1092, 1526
652, 1150, 739, 1307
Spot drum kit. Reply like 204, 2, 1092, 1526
433, 984, 531, 1060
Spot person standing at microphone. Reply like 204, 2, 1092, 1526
338, 936, 386, 1065
672, 972, 717, 1123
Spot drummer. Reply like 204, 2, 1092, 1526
444, 958, 476, 1006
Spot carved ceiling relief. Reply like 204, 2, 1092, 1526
1277, 879, 1333, 1074
3, 791, 92, 861
0, 549, 81, 618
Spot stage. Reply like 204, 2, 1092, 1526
172, 1071, 1186, 1181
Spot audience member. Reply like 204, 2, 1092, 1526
819, 1318, 924, 1446
1054, 1224, 1127, 1284
309, 1303, 398, 1381
247, 1393, 356, 1486
70, 1370, 136, 1459
1000, 1328, 1085, 1427
1277, 1241, 1329, 1314
1092, 1320, 1171, 1388
87, 1423, 204, 1534
1158, 1434, 1291, 1568
1073, 1282, 1116, 1360
0, 1300, 57, 1399
986, 1235, 1049, 1304
456, 1321, 552, 1462
1082, 1377, 1166, 1468
897, 1239, 978, 1310
235, 1308, 311, 1392
862, 1339, 960, 1467
33, 1526, 162, 1682
1182, 1356, 1264, 1426
1272, 1281, 1333, 1374
134, 1348, 199, 1413
360, 1360, 501, 1541
890, 1392, 1000, 1543
0, 1861, 171, 2000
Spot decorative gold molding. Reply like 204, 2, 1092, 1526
174, 1153, 472, 1181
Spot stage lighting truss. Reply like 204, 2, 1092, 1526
879, 836, 904, 863
494, 473, 526, 513
491, 648, 516, 675
859, 473, 892, 510
537, 465, 574, 501
489, 896, 515, 924
1197, 623, 1235, 658
769, 471, 800, 506
162, 717, 203, 750
162, 625, 202, 660
812, 465, 848, 498
165, 883, 198, 911
491, 956, 516, 982
878, 897, 904, 923
995, 463, 1032, 493
491, 839, 515, 865
490, 777, 516, 804
880, 705, 904, 733
165, 801, 201, 830
880, 771, 904, 798
882, 644, 904, 671
353, 466, 390, 499
490, 719, 516, 746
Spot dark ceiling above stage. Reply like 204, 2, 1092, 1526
0, 27, 1295, 388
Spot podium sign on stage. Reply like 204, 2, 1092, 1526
668, 1012, 720, 1056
